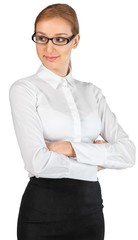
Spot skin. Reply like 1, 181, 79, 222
35, 17, 80, 76
47, 140, 106, 171
35, 17, 105, 171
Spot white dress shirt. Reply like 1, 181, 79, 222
9, 65, 135, 181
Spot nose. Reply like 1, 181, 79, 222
44, 40, 55, 54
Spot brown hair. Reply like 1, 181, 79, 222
34, 3, 79, 35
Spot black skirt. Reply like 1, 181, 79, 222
17, 177, 104, 240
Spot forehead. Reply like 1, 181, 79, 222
36, 17, 72, 35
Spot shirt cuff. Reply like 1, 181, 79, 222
70, 141, 107, 167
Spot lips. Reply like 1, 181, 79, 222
44, 55, 59, 62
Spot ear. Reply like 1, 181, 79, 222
73, 34, 80, 48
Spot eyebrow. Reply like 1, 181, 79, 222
36, 31, 70, 36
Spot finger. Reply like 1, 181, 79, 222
95, 140, 106, 144
97, 166, 105, 171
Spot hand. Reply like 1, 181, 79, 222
94, 139, 106, 144
47, 141, 76, 157
94, 139, 106, 171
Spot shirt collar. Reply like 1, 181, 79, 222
36, 64, 74, 89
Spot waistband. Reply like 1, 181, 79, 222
30, 177, 99, 190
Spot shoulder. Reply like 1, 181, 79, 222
9, 74, 38, 98
73, 78, 102, 94
73, 78, 105, 105
9, 74, 40, 107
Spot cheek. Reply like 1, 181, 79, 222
61, 45, 73, 58
36, 46, 43, 57
36, 45, 49, 57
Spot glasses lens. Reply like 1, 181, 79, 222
33, 35, 48, 44
53, 37, 68, 45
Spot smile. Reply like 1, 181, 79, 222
44, 55, 60, 62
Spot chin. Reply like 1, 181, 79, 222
42, 61, 53, 67
42, 62, 58, 73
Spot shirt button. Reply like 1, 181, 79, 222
62, 79, 68, 87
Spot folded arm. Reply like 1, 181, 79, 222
47, 86, 136, 170
47, 139, 106, 171
9, 81, 71, 177
70, 86, 136, 169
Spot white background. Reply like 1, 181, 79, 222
0, 0, 138, 239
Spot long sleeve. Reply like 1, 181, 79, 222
9, 64, 135, 181
9, 80, 70, 178
71, 85, 136, 169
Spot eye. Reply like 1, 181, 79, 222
35, 35, 48, 43
54, 37, 68, 44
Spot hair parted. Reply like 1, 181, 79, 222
34, 3, 79, 35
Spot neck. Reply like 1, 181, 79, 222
52, 67, 69, 77
42, 60, 71, 77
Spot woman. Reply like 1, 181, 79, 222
9, 3, 135, 240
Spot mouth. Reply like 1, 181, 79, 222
44, 55, 60, 62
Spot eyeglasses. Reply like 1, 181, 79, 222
32, 33, 75, 46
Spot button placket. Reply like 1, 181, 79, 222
62, 79, 81, 142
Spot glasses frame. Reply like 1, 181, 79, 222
32, 33, 76, 46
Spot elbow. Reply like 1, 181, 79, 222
112, 140, 136, 170
123, 141, 136, 168
33, 148, 52, 175
129, 143, 136, 167
24, 147, 52, 176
